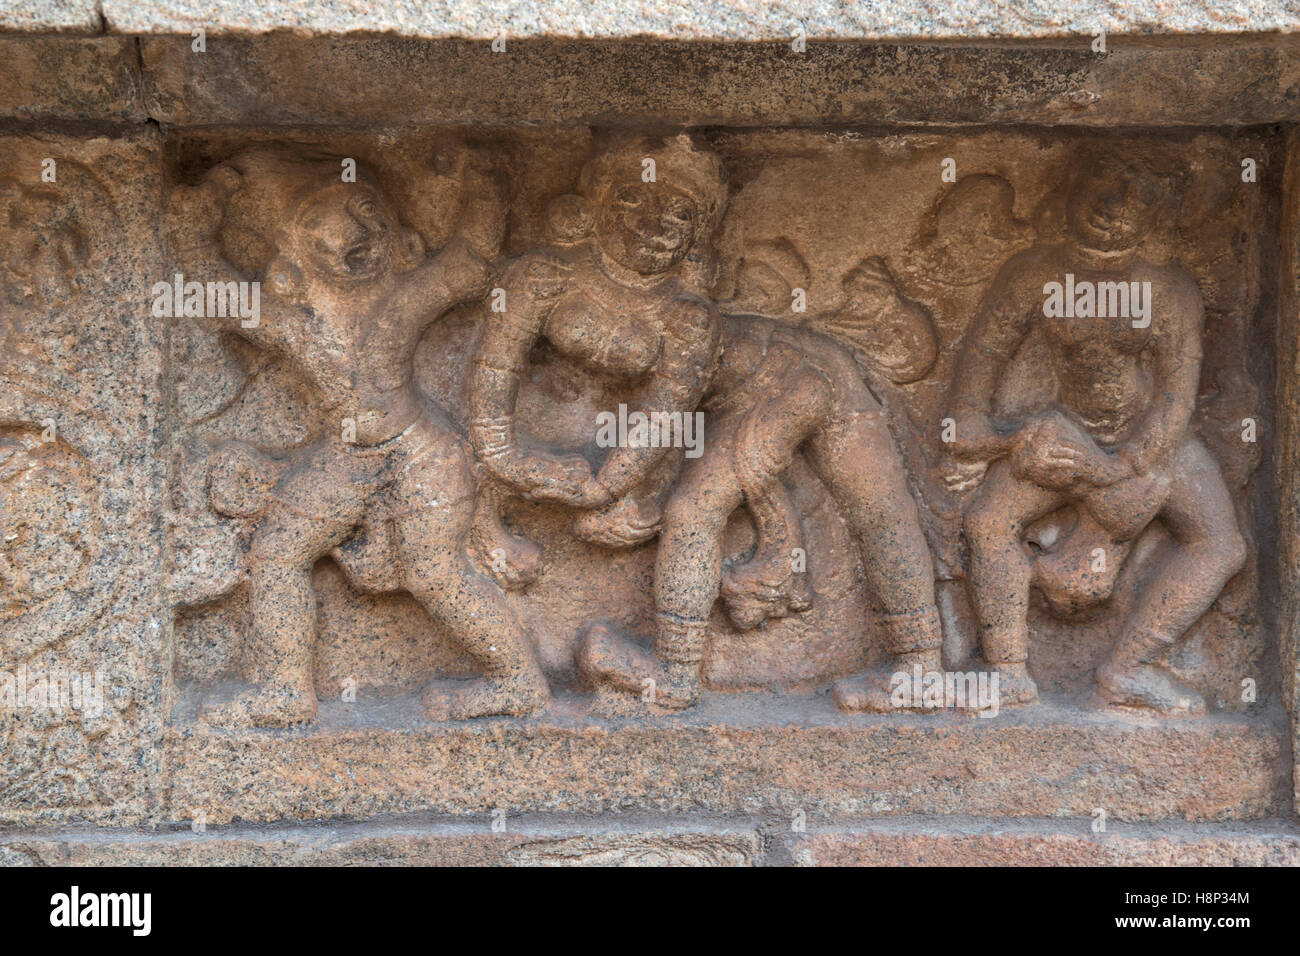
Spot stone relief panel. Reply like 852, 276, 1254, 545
162, 127, 1273, 729
0, 134, 168, 822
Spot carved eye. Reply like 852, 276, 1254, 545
615, 187, 641, 208
666, 202, 695, 225
353, 196, 378, 219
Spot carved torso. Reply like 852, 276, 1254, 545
538, 246, 676, 380
1014, 247, 1188, 446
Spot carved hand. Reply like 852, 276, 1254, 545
946, 407, 1007, 462
166, 165, 243, 250
517, 450, 609, 508
501, 254, 572, 303
1011, 414, 1130, 490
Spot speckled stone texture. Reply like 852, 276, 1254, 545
0, 131, 169, 826
0, 20, 1299, 866
162, 693, 1287, 825
3, 0, 1297, 40
4, 816, 1300, 867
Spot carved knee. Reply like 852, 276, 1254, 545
1210, 526, 1248, 587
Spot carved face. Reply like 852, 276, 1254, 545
1, 184, 86, 309
1066, 160, 1164, 253
293, 184, 396, 282
595, 181, 701, 276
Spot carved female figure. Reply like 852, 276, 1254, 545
470, 134, 944, 712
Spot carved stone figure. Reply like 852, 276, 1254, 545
946, 146, 1247, 715
169, 146, 550, 725
470, 134, 945, 712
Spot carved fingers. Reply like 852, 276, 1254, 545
166, 165, 243, 248
516, 450, 609, 508
1012, 414, 1130, 489
500, 253, 572, 303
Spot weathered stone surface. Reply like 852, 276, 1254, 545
95, 0, 1300, 40
0, 813, 764, 866
0, 130, 170, 826
0, 0, 100, 33
162, 692, 1286, 824
4, 813, 1295, 867
786, 818, 1300, 866
139, 36, 1300, 128
0, 12, 1296, 867
0, 37, 143, 121
1281, 128, 1300, 816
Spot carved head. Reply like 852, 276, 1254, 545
214, 147, 425, 298
1065, 148, 1180, 254
574, 134, 727, 278
0, 166, 112, 311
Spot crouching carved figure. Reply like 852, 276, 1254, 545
170, 146, 551, 726
946, 147, 1246, 715
470, 134, 946, 712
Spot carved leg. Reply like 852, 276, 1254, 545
578, 429, 749, 711
957, 459, 1065, 708
720, 471, 812, 629
579, 366, 831, 708
200, 483, 365, 728
719, 371, 828, 628
1095, 441, 1246, 716
398, 495, 550, 721
793, 388, 941, 712
467, 478, 542, 590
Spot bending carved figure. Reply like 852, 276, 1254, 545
946, 147, 1247, 715
171, 146, 550, 726
469, 134, 945, 712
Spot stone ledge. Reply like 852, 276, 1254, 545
5, 814, 1298, 866
155, 689, 1288, 826
787, 818, 1300, 866
0, 1, 101, 34
0, 813, 765, 865
38, 1, 1300, 41
1, 34, 1296, 126
135, 35, 1300, 128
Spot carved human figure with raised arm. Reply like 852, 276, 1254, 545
169, 146, 550, 725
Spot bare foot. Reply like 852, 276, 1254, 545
1095, 660, 1205, 716
833, 668, 904, 713
835, 648, 948, 714
421, 674, 550, 720
200, 682, 318, 729
982, 662, 1039, 710
720, 557, 813, 630
576, 623, 700, 710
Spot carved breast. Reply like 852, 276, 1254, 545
544, 289, 662, 379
